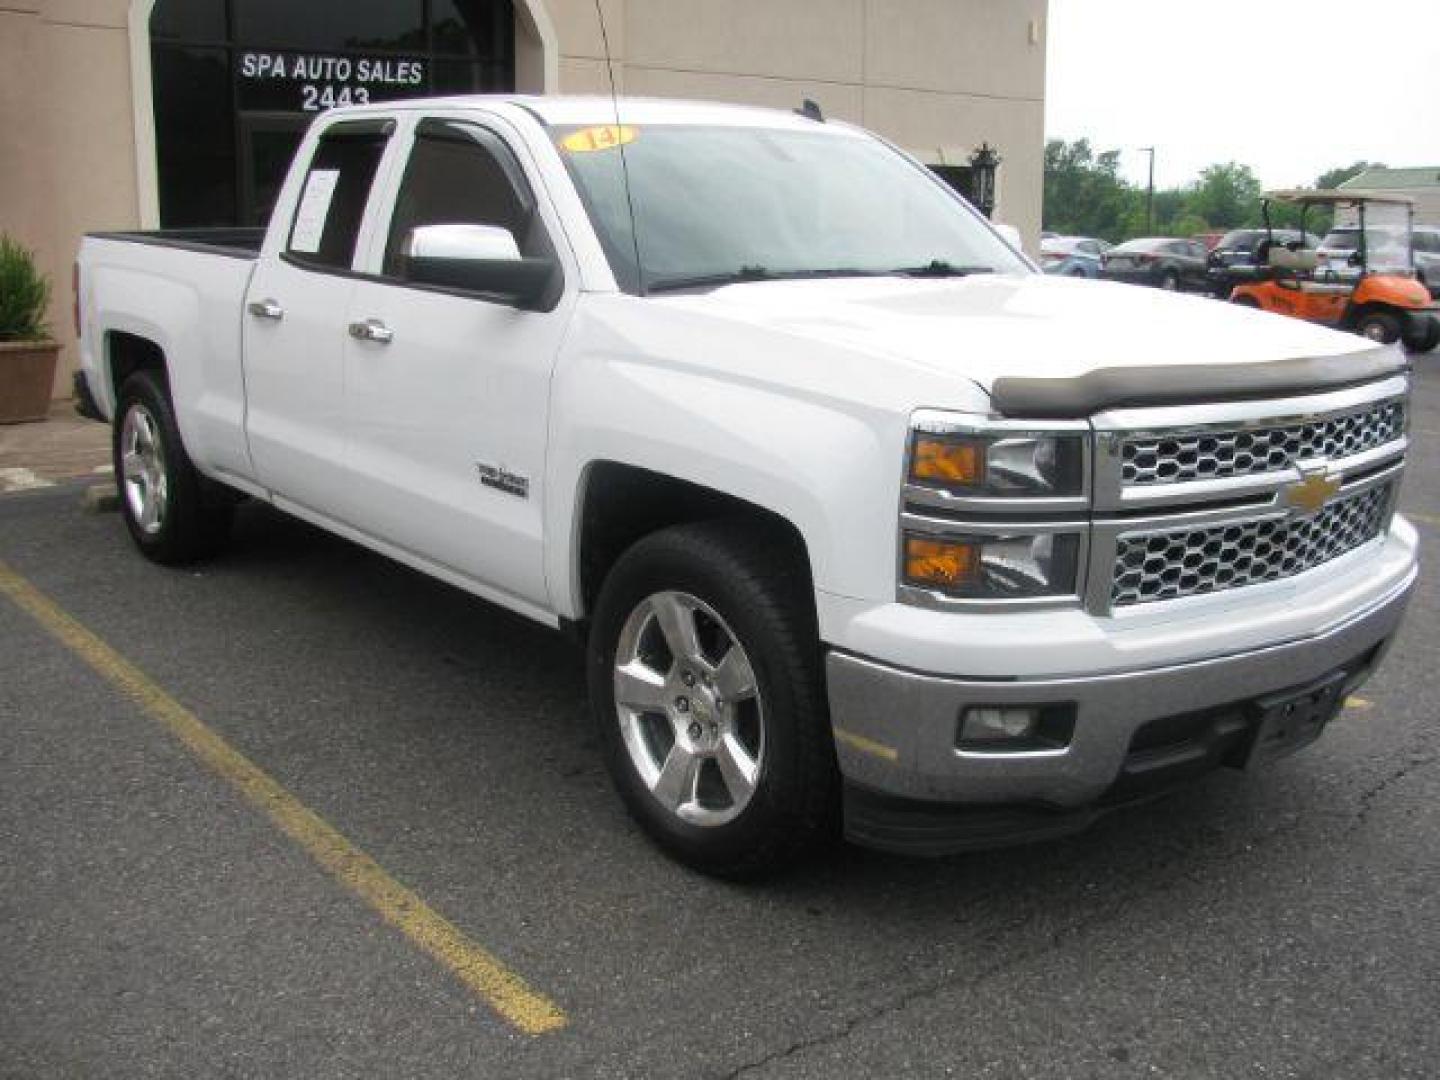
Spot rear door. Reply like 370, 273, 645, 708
242, 118, 393, 518
336, 114, 576, 611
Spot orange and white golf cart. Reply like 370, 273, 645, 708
1230, 190, 1440, 353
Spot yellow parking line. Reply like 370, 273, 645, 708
1345, 696, 1373, 711
833, 726, 899, 762
0, 559, 566, 1036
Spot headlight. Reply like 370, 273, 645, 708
909, 423, 1086, 499
903, 531, 1082, 600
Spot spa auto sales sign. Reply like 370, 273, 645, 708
238, 52, 428, 112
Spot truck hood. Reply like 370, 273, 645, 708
655, 273, 1397, 415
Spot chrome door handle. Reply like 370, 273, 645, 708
247, 298, 284, 321
348, 318, 394, 345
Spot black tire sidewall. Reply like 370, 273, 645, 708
113, 370, 230, 563
587, 525, 832, 874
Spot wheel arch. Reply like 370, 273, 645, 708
567, 461, 815, 632
106, 330, 169, 405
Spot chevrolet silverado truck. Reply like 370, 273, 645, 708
75, 97, 1419, 877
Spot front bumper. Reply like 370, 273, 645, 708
828, 567, 1415, 855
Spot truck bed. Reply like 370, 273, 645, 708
86, 228, 264, 260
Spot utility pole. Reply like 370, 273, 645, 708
1139, 146, 1156, 234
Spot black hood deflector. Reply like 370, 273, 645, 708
990, 346, 1408, 418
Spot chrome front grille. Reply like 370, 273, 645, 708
1110, 483, 1391, 607
1121, 398, 1406, 486
1087, 375, 1410, 613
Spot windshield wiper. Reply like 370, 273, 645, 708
889, 260, 995, 278
645, 266, 886, 293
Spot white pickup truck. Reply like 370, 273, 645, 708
76, 96, 1418, 877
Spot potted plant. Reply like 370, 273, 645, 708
0, 234, 59, 423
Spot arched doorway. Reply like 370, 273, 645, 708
148, 0, 518, 228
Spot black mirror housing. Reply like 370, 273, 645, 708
406, 255, 558, 310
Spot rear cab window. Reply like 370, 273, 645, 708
285, 119, 394, 271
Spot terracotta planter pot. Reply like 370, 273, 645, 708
0, 340, 61, 423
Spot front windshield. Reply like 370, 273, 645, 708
1218, 230, 1262, 251
553, 123, 1029, 293
1360, 202, 1412, 273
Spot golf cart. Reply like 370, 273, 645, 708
1229, 190, 1440, 352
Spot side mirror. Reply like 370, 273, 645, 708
406, 223, 521, 262
402, 223, 557, 309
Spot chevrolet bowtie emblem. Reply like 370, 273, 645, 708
1285, 472, 1343, 514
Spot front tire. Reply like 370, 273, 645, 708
587, 521, 838, 878
1160, 269, 1180, 292
113, 370, 234, 564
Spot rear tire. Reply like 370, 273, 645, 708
1355, 310, 1402, 345
1160, 270, 1180, 292
113, 369, 234, 564
587, 520, 838, 878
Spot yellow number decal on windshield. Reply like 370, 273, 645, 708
560, 125, 637, 153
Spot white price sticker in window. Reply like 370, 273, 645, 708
289, 168, 340, 253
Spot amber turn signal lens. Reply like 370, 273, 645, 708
911, 436, 983, 485
905, 537, 980, 588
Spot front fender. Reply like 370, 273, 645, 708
544, 297, 989, 619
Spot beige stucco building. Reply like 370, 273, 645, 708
1, 0, 1048, 397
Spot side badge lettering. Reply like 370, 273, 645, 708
476, 462, 529, 499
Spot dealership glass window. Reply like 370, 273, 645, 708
149, 0, 516, 228
152, 46, 237, 227
151, 0, 226, 43
233, 0, 426, 54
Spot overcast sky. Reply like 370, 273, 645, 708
1045, 0, 1440, 190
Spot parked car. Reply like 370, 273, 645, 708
76, 96, 1418, 877
1039, 235, 1109, 277
1412, 226, 1440, 297
1100, 237, 1208, 291
1207, 228, 1321, 297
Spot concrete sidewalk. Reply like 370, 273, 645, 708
0, 401, 111, 492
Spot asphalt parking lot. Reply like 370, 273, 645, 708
3, 361, 1438, 1079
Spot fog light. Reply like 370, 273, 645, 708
961, 706, 1039, 743
957, 704, 1077, 753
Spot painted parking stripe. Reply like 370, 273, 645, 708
0, 467, 55, 493
0, 559, 566, 1036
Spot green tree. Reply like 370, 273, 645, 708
1188, 162, 1264, 230
1042, 138, 1140, 241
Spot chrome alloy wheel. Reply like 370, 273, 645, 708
613, 590, 764, 827
120, 403, 168, 536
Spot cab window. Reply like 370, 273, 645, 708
383, 119, 555, 279
286, 120, 392, 270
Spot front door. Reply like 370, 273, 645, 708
243, 118, 392, 517
338, 116, 574, 611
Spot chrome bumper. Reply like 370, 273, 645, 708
827, 569, 1415, 814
